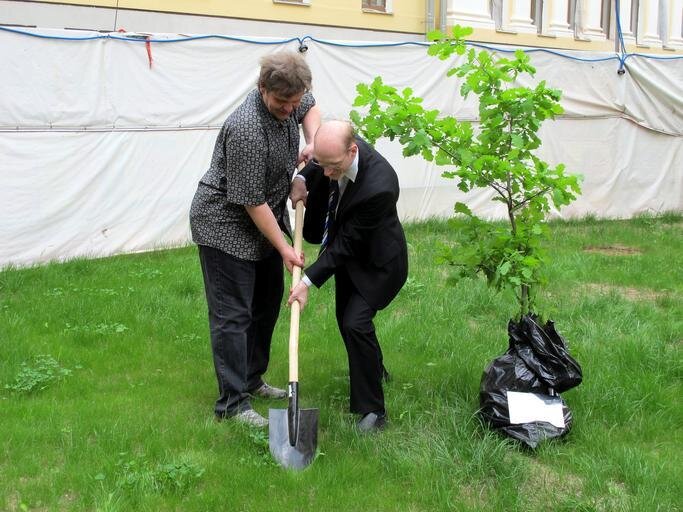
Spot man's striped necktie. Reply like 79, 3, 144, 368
320, 180, 340, 253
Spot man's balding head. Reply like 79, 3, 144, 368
313, 121, 358, 180
315, 121, 354, 153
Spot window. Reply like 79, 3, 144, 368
630, 0, 639, 34
363, 0, 387, 13
530, 0, 543, 33
569, 0, 612, 37
568, 0, 577, 30
272, 0, 310, 5
600, 0, 611, 33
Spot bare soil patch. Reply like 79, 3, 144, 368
521, 459, 585, 508
583, 244, 642, 256
583, 283, 664, 301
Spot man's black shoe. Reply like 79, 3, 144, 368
357, 411, 387, 433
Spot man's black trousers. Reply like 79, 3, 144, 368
334, 267, 386, 415
198, 245, 283, 418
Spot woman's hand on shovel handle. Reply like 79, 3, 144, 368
298, 142, 315, 165
288, 281, 309, 310
281, 246, 304, 274
289, 178, 308, 209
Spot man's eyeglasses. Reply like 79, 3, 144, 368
310, 147, 353, 171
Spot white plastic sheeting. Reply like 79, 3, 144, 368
1, 27, 681, 267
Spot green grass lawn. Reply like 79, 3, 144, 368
1, 215, 681, 511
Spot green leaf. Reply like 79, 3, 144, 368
356, 82, 370, 96
458, 148, 474, 165
451, 25, 474, 39
349, 110, 361, 125
553, 189, 566, 206
522, 256, 539, 267
435, 150, 454, 166
510, 134, 524, 149
427, 29, 445, 41
454, 202, 473, 216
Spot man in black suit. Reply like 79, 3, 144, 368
288, 120, 408, 432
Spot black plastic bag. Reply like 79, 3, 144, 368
509, 315, 582, 393
479, 315, 582, 448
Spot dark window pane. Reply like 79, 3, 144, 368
600, 0, 611, 33
631, 0, 639, 34
531, 0, 543, 33
363, 0, 387, 12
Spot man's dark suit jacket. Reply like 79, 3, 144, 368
300, 137, 408, 311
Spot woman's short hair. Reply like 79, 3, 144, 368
258, 52, 312, 97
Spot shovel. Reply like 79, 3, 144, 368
269, 200, 319, 470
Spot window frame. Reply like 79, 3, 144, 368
362, 0, 392, 14
272, 0, 311, 6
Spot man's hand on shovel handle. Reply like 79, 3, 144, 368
288, 281, 309, 310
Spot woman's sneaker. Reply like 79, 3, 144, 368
251, 383, 287, 399
234, 409, 268, 427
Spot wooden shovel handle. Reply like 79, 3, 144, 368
289, 200, 304, 383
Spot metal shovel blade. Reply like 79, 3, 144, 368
269, 407, 319, 470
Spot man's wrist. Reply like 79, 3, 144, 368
301, 274, 312, 287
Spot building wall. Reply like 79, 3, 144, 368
0, 0, 427, 40
2, 1, 681, 54
448, 0, 683, 54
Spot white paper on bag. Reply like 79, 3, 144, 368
507, 391, 566, 429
